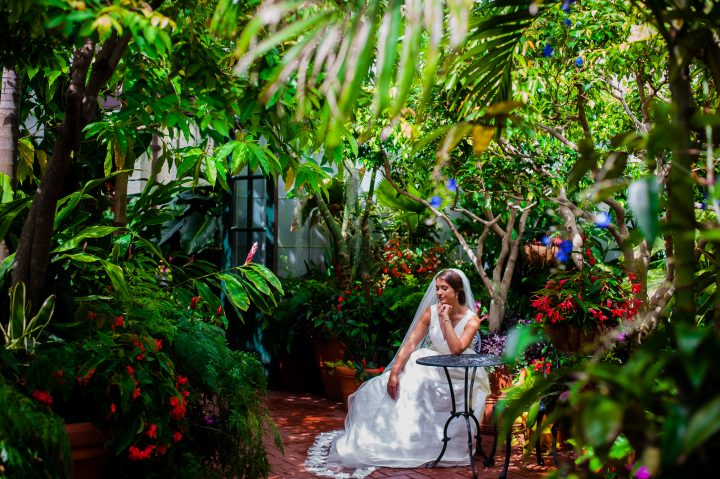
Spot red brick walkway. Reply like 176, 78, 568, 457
264, 390, 574, 479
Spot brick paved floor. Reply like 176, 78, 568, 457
264, 390, 575, 479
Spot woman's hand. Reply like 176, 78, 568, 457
387, 373, 400, 400
438, 303, 452, 321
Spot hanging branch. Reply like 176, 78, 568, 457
383, 154, 535, 330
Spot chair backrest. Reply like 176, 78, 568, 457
471, 331, 482, 354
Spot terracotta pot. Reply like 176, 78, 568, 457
544, 322, 605, 354
320, 365, 343, 401
334, 365, 360, 411
313, 337, 347, 365
313, 337, 347, 400
65, 422, 110, 479
480, 366, 514, 435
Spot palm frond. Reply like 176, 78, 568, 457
218, 0, 477, 146
444, 0, 555, 119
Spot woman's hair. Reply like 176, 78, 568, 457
436, 269, 466, 305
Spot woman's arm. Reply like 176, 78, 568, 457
440, 311, 482, 355
387, 306, 431, 400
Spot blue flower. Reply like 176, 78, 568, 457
556, 250, 569, 263
541, 234, 550, 246
575, 57, 584, 68
594, 211, 611, 228
560, 240, 573, 254
429, 196, 442, 208
543, 44, 554, 57
561, 0, 571, 13
563, 18, 572, 27
446, 178, 458, 192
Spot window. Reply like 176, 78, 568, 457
230, 167, 277, 272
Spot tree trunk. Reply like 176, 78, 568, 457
0, 67, 21, 262
112, 171, 128, 227
488, 296, 505, 331
13, 31, 130, 312
667, 40, 696, 322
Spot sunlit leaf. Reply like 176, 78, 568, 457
627, 176, 660, 245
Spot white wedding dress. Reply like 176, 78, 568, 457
307, 305, 491, 477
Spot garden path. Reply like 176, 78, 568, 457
264, 390, 574, 479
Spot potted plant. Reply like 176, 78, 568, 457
530, 249, 642, 354
24, 316, 190, 465
0, 363, 72, 478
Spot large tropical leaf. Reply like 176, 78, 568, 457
444, 0, 553, 118
221, 0, 476, 146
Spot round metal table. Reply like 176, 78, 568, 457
416, 354, 511, 479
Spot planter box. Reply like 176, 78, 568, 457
65, 422, 110, 479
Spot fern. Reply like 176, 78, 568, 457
171, 318, 279, 478
0, 375, 72, 479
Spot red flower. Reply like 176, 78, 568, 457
217, 306, 223, 315
133, 388, 141, 400
111, 315, 125, 330
176, 375, 188, 386
110, 403, 117, 414
145, 423, 158, 439
190, 296, 200, 310
173, 431, 183, 442
32, 390, 53, 406
244, 241, 259, 264
338, 296, 344, 303
169, 396, 186, 420
631, 283, 642, 294
77, 369, 95, 386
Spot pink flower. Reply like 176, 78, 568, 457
634, 465, 651, 479
244, 242, 259, 264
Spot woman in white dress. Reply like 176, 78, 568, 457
309, 268, 491, 476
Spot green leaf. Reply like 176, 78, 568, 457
241, 268, 272, 296
219, 273, 250, 311
8, 282, 26, 343
0, 253, 15, 279
627, 176, 660, 245
246, 263, 284, 294
582, 397, 623, 449
204, 155, 218, 187
373, 0, 402, 115
682, 396, 720, 456
526, 400, 540, 428
503, 326, 539, 362
194, 280, 220, 314
212, 117, 230, 138
61, 253, 102, 263
53, 226, 121, 253
101, 260, 129, 299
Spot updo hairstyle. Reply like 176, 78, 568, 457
436, 269, 466, 305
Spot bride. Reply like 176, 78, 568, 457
310, 268, 491, 475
